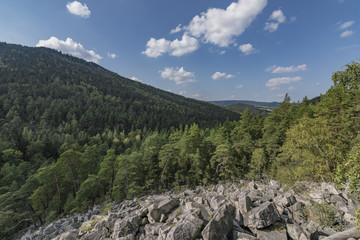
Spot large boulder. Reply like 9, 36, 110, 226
201, 204, 235, 240
112, 215, 140, 239
148, 198, 179, 223
244, 202, 280, 229
257, 229, 287, 240
165, 213, 203, 240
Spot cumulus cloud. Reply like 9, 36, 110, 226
130, 76, 143, 83
36, 36, 102, 63
160, 67, 196, 85
186, 0, 267, 47
192, 93, 201, 98
265, 76, 302, 88
142, 33, 199, 58
107, 52, 116, 59
211, 72, 235, 80
179, 90, 186, 96
265, 64, 307, 73
340, 30, 354, 38
170, 24, 183, 34
238, 43, 256, 55
339, 21, 355, 30
66, 1, 91, 18
264, 9, 286, 32
236, 84, 243, 88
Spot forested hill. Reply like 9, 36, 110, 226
0, 42, 239, 135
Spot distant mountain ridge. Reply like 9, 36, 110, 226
209, 100, 280, 114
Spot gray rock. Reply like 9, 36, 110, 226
201, 203, 235, 240
112, 215, 140, 239
209, 195, 226, 210
233, 231, 256, 240
287, 223, 308, 240
185, 202, 211, 220
257, 229, 287, 240
244, 202, 280, 229
148, 198, 180, 223
145, 223, 163, 236
166, 213, 203, 240
321, 227, 360, 240
217, 185, 225, 195
58, 229, 78, 240
236, 195, 252, 215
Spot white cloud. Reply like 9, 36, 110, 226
219, 50, 226, 55
266, 76, 302, 88
339, 21, 354, 30
192, 93, 201, 98
238, 43, 256, 55
130, 76, 143, 83
265, 64, 307, 73
316, 82, 320, 86
236, 84, 243, 88
170, 34, 200, 56
269, 10, 286, 23
66, 1, 91, 18
277, 93, 285, 97
142, 33, 199, 58
265, 9, 286, 32
288, 86, 294, 91
186, 0, 267, 47
170, 24, 183, 34
211, 72, 235, 80
107, 52, 116, 59
264, 22, 279, 32
290, 16, 297, 22
160, 67, 196, 85
340, 30, 354, 38
36, 36, 102, 63
179, 90, 186, 96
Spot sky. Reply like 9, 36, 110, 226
1, 0, 359, 102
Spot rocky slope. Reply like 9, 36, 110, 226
18, 180, 359, 240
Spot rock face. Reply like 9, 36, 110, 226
17, 181, 359, 240
201, 204, 235, 240
244, 202, 280, 229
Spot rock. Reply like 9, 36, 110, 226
148, 198, 180, 223
236, 195, 252, 215
217, 185, 225, 195
112, 215, 140, 239
58, 229, 78, 240
321, 227, 360, 240
233, 231, 256, 240
165, 213, 203, 240
209, 195, 226, 210
257, 228, 287, 240
274, 193, 296, 208
244, 202, 281, 229
185, 202, 211, 220
247, 181, 258, 190
287, 224, 308, 240
201, 204, 235, 240
321, 182, 339, 195
144, 223, 162, 236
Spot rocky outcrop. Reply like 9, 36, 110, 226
17, 181, 359, 240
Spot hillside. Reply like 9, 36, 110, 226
0, 42, 239, 137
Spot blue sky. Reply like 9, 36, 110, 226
1, 0, 359, 102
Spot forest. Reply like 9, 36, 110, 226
0, 43, 360, 238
